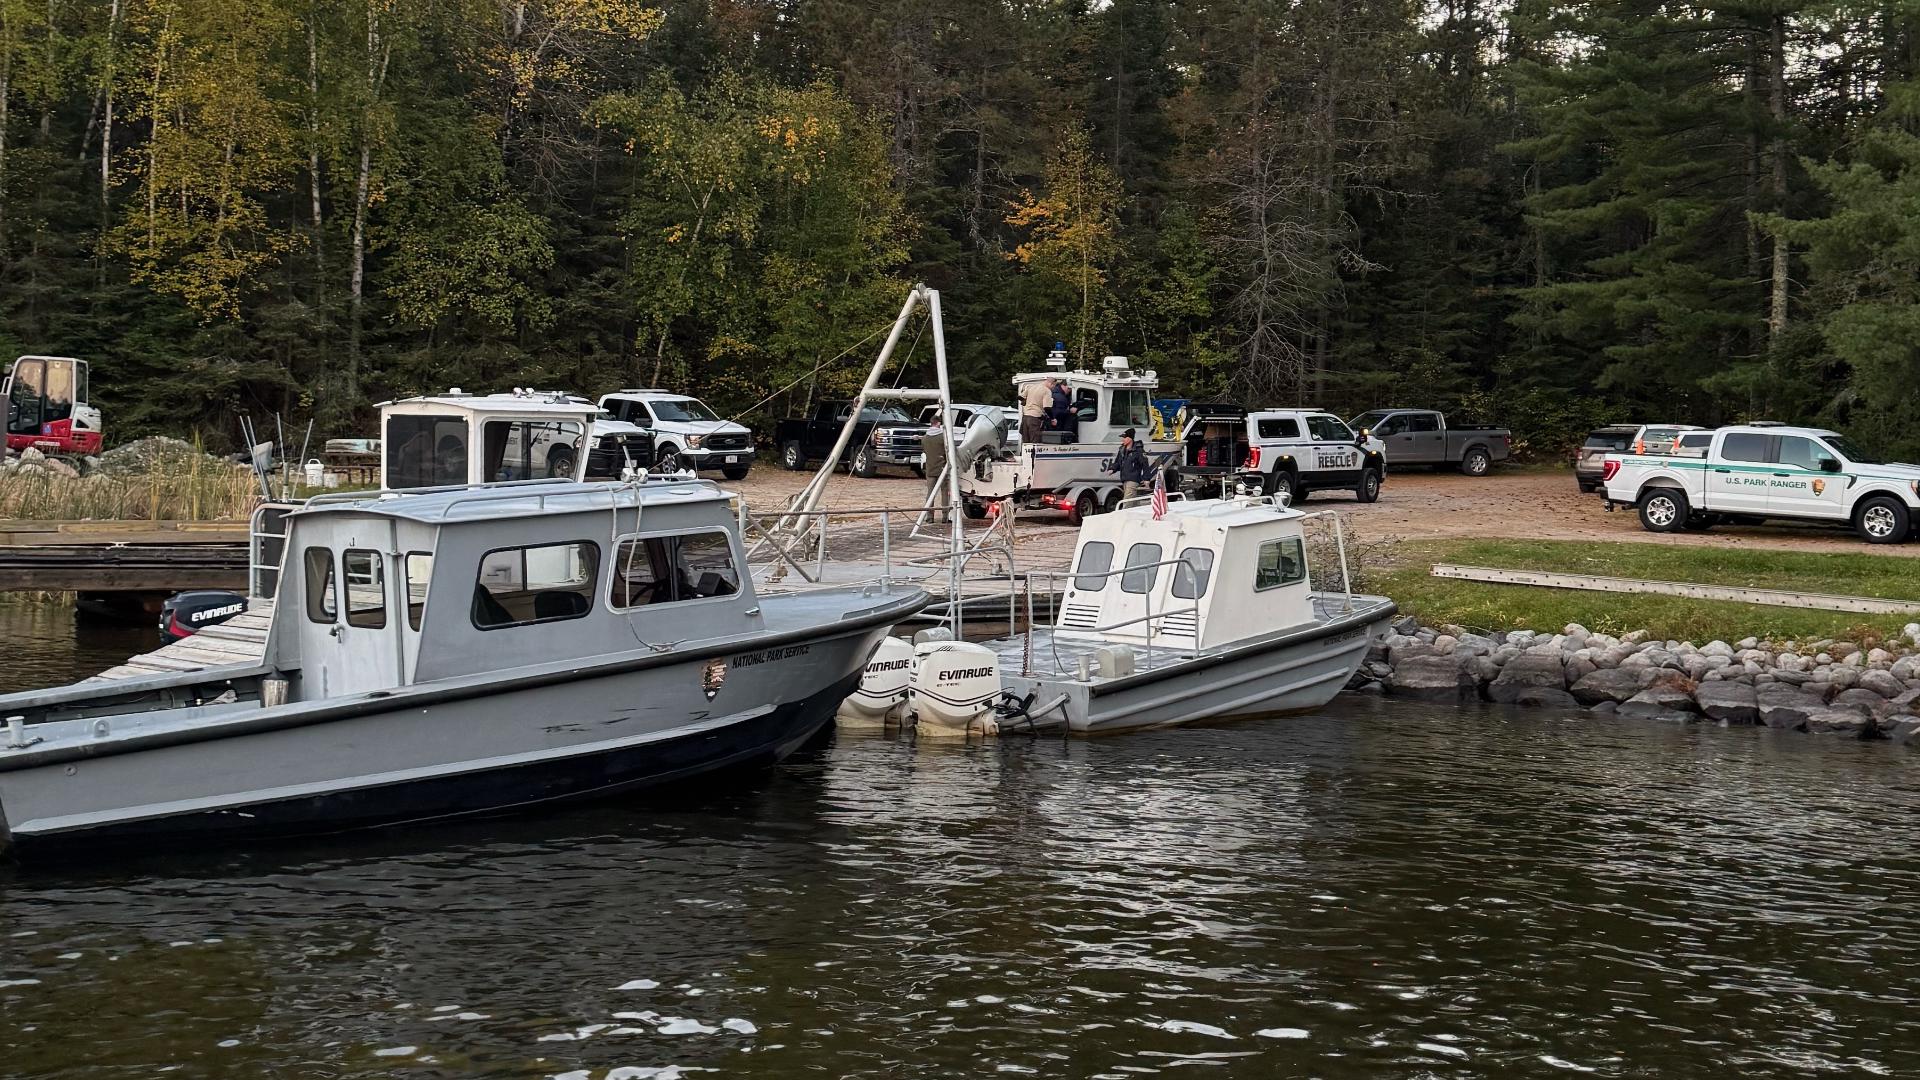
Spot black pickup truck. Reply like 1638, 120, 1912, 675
774, 401, 931, 477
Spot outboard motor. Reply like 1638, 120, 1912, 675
910, 640, 1001, 738
836, 636, 916, 729
159, 590, 248, 642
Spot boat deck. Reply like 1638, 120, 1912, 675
90, 602, 275, 682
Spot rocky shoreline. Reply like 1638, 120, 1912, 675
1354, 617, 1920, 743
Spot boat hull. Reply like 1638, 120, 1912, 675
1001, 600, 1394, 734
0, 626, 885, 859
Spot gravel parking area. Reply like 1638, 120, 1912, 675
714, 461, 1920, 557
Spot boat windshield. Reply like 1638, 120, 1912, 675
1109, 389, 1153, 431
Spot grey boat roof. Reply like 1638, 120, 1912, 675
296, 477, 731, 524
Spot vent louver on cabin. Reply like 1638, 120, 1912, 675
1157, 611, 1199, 639
1059, 603, 1101, 629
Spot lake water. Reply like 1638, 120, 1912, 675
4, 607, 1920, 1078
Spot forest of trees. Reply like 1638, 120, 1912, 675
3, 0, 1920, 458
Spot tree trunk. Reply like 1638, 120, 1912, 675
101, 0, 121, 231
1767, 13, 1789, 346
307, 11, 326, 306
348, 137, 370, 403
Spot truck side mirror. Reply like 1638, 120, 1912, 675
1820, 457, 1841, 473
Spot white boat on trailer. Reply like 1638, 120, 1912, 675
0, 477, 925, 859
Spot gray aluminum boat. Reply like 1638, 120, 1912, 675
981, 494, 1395, 733
0, 479, 923, 857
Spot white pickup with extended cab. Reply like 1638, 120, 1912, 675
1602, 423, 1920, 544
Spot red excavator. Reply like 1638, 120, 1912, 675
3, 355, 103, 457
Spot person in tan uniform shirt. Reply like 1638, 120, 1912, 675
1019, 378, 1053, 446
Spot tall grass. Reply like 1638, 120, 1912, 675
0, 462, 260, 521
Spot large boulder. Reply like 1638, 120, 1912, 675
1694, 681, 1759, 725
1486, 653, 1568, 704
1388, 639, 1437, 665
1570, 667, 1647, 706
1386, 654, 1475, 701
1513, 687, 1581, 710
1805, 705, 1872, 736
1858, 669, 1904, 699
1619, 685, 1699, 718
1756, 684, 1824, 730
1883, 716, 1920, 746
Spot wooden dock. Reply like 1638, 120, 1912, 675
0, 520, 251, 593
89, 601, 274, 682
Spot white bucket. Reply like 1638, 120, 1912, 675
303, 459, 324, 488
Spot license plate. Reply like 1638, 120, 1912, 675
725, 456, 737, 464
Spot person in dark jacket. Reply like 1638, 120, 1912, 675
1048, 382, 1078, 441
1106, 429, 1151, 502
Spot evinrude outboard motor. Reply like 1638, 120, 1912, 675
158, 590, 248, 642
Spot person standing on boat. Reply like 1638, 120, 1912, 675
1048, 379, 1077, 441
1019, 377, 1053, 446
1107, 429, 1151, 503
921, 415, 950, 524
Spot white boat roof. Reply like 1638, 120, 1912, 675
295, 478, 730, 524
377, 391, 599, 417
1102, 496, 1302, 529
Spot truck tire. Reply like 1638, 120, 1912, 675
1854, 496, 1910, 544
1637, 488, 1688, 533
547, 446, 577, 478
1459, 447, 1491, 476
1266, 469, 1299, 506
1356, 468, 1382, 503
850, 444, 877, 477
722, 464, 751, 481
781, 440, 807, 471
652, 444, 682, 474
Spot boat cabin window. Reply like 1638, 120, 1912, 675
1109, 388, 1153, 431
405, 552, 432, 631
303, 547, 337, 623
1120, 542, 1163, 594
482, 419, 586, 482
1171, 547, 1214, 600
1073, 541, 1114, 592
386, 413, 468, 489
472, 541, 599, 630
1255, 537, 1307, 591
1073, 388, 1099, 424
611, 531, 741, 607
343, 549, 387, 629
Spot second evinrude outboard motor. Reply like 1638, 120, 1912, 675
158, 590, 248, 643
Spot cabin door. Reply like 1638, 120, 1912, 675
1104, 539, 1169, 642
301, 541, 404, 697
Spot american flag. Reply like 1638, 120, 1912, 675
1150, 468, 1167, 519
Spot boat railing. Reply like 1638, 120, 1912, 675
1018, 554, 1207, 677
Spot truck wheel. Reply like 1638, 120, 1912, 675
1070, 491, 1098, 525
781, 440, 807, 471
1355, 468, 1382, 503
722, 464, 751, 481
1266, 469, 1299, 505
851, 444, 877, 477
652, 444, 681, 474
1459, 447, 1491, 476
547, 446, 577, 478
1855, 496, 1910, 544
1638, 488, 1688, 533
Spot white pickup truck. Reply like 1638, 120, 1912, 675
1179, 404, 1386, 503
1602, 423, 1920, 544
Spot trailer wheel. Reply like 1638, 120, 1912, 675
781, 440, 807, 471
1855, 496, 1910, 544
963, 498, 988, 520
1356, 468, 1382, 503
1460, 447, 1492, 476
1638, 488, 1688, 533
1069, 491, 1098, 526
1103, 490, 1122, 513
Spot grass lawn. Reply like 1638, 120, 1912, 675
1371, 539, 1920, 647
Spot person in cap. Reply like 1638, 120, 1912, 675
1106, 428, 1151, 502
